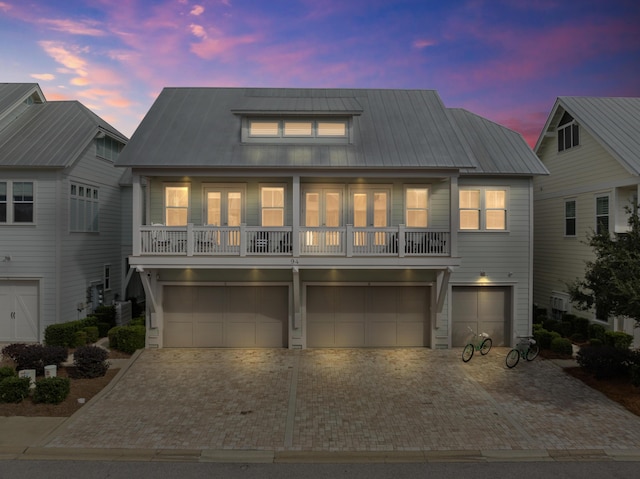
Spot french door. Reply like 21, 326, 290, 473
304, 189, 342, 248
352, 189, 389, 246
205, 187, 243, 246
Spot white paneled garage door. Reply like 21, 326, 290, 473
164, 285, 288, 348
0, 280, 39, 342
451, 286, 511, 347
306, 285, 430, 347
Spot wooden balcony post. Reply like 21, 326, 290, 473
346, 224, 353, 257
186, 223, 194, 256
398, 224, 406, 257
240, 223, 247, 257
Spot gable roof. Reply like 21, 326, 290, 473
535, 96, 640, 175
0, 83, 45, 122
116, 87, 545, 176
0, 98, 128, 169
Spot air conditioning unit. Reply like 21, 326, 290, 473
550, 292, 570, 312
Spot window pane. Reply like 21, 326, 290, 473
558, 128, 565, 152
284, 121, 312, 136
317, 121, 346, 136
325, 192, 340, 227
262, 187, 284, 207
596, 196, 609, 215
486, 190, 505, 209
486, 210, 506, 230
572, 124, 579, 147
407, 210, 427, 227
460, 190, 480, 208
228, 192, 242, 227
262, 209, 283, 227
167, 209, 188, 226
13, 182, 33, 201
0, 204, 6, 222
166, 187, 188, 207
250, 121, 279, 136
460, 210, 479, 229
566, 218, 576, 236
565, 200, 576, 217
373, 192, 387, 227
407, 188, 427, 209
353, 193, 367, 227
207, 192, 221, 225
305, 193, 319, 227
14, 203, 33, 222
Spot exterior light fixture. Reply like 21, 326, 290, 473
480, 271, 486, 277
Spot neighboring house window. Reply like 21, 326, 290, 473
96, 135, 124, 161
0, 181, 34, 224
557, 112, 579, 152
565, 200, 576, 236
165, 185, 189, 226
246, 118, 349, 142
596, 195, 609, 235
459, 188, 507, 231
70, 183, 99, 232
104, 264, 111, 291
405, 187, 429, 227
261, 186, 285, 226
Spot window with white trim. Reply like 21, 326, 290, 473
70, 182, 99, 232
96, 135, 124, 161
104, 264, 111, 291
459, 188, 507, 231
405, 187, 429, 227
246, 118, 349, 143
261, 185, 285, 226
565, 199, 576, 236
0, 181, 35, 224
596, 195, 609, 235
165, 185, 190, 226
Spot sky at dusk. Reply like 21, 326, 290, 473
1, 0, 639, 146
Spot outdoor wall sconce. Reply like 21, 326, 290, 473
480, 271, 486, 277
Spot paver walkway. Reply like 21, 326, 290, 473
42, 348, 640, 452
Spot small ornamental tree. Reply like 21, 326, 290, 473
567, 206, 640, 326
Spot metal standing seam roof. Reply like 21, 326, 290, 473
116, 87, 546, 176
535, 96, 640, 176
0, 100, 128, 168
448, 108, 549, 176
0, 83, 45, 121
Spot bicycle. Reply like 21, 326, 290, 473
462, 327, 492, 362
505, 336, 540, 368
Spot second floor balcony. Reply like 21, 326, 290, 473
137, 224, 450, 258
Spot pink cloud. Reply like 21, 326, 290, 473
39, 41, 88, 76
30, 73, 55, 81
190, 34, 259, 60
39, 18, 106, 36
413, 39, 437, 49
190, 5, 204, 16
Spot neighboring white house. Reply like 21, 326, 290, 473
533, 96, 640, 336
116, 87, 547, 349
0, 83, 129, 342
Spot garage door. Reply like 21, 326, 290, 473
306, 285, 429, 347
164, 285, 288, 347
0, 281, 39, 342
451, 286, 510, 347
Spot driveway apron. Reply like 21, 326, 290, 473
43, 348, 640, 451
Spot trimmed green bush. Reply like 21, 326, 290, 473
73, 345, 109, 378
73, 330, 88, 348
97, 322, 111, 338
533, 328, 561, 350
589, 338, 603, 347
577, 345, 632, 379
33, 377, 70, 404
604, 330, 633, 350
542, 319, 560, 334
45, 317, 99, 347
0, 366, 16, 381
550, 337, 573, 356
93, 305, 116, 328
0, 376, 30, 403
574, 317, 590, 340
588, 323, 606, 343
83, 326, 99, 344
129, 317, 145, 327
109, 325, 145, 354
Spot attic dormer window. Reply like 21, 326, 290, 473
245, 118, 349, 143
557, 112, 579, 152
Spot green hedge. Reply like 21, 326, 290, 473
551, 337, 573, 356
44, 317, 99, 347
0, 376, 30, 403
0, 366, 16, 381
108, 325, 145, 354
33, 377, 70, 404
604, 330, 634, 350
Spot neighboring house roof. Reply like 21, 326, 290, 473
0, 83, 45, 121
116, 87, 545, 175
449, 109, 549, 176
535, 96, 640, 175
0, 99, 127, 168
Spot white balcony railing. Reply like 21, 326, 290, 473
139, 225, 449, 257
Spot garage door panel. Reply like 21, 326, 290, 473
1, 281, 40, 343
164, 285, 287, 348
336, 322, 365, 347
307, 285, 429, 348
452, 287, 510, 347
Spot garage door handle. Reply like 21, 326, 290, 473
11, 312, 16, 319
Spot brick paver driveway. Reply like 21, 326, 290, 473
45, 348, 640, 452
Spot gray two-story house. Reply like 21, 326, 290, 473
0, 83, 128, 342
116, 87, 547, 349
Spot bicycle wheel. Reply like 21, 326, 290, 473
462, 344, 474, 362
526, 343, 540, 361
480, 338, 492, 355
505, 349, 520, 368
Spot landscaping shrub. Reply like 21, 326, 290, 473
588, 323, 606, 343
93, 305, 117, 328
0, 376, 30, 403
1, 344, 68, 376
129, 317, 146, 327
533, 328, 560, 350
44, 317, 98, 347
550, 337, 573, 356
589, 338, 603, 347
97, 322, 112, 338
33, 377, 70, 404
542, 319, 560, 334
109, 325, 145, 354
558, 320, 574, 338
604, 331, 633, 350
576, 345, 632, 379
0, 366, 16, 381
73, 345, 109, 378
574, 317, 590, 340
570, 332, 586, 343
73, 330, 88, 348
83, 326, 99, 344
533, 304, 548, 324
